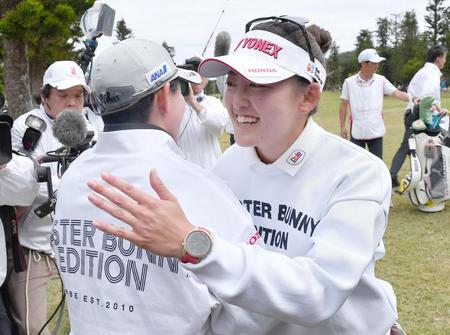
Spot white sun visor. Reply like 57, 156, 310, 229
199, 30, 326, 90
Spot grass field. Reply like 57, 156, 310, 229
47, 91, 450, 334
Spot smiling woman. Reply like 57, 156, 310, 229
87, 15, 405, 335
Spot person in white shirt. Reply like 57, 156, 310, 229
0, 154, 39, 335
8, 60, 99, 335
178, 57, 228, 169
53, 39, 262, 335
390, 45, 448, 187
339, 48, 410, 159
86, 17, 405, 335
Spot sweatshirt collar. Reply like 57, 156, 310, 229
241, 118, 323, 176
94, 126, 181, 156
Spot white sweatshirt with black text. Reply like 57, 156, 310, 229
184, 118, 397, 335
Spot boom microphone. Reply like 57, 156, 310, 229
214, 31, 231, 57
52, 109, 87, 147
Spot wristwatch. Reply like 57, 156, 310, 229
180, 228, 213, 264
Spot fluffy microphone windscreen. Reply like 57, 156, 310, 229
52, 109, 87, 147
214, 31, 231, 57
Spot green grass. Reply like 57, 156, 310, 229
314, 91, 450, 334
48, 91, 450, 334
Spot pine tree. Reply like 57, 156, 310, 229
0, 0, 94, 118
162, 41, 175, 60
115, 18, 133, 41
424, 0, 448, 45
355, 29, 374, 56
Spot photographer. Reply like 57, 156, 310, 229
178, 56, 228, 170
8, 60, 99, 335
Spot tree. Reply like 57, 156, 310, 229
376, 17, 392, 78
355, 29, 374, 56
424, 0, 448, 45
115, 18, 133, 41
376, 17, 391, 48
0, 0, 39, 119
162, 41, 175, 60
0, 0, 94, 119
389, 13, 402, 48
391, 11, 427, 85
326, 42, 342, 90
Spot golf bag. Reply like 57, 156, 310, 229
400, 129, 450, 212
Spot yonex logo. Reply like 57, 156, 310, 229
234, 38, 283, 59
286, 149, 305, 165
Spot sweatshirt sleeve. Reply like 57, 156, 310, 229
0, 155, 39, 206
183, 161, 391, 327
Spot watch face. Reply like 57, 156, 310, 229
186, 230, 212, 258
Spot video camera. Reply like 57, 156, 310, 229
32, 110, 95, 218
1, 110, 94, 218
179, 56, 202, 73
0, 115, 13, 166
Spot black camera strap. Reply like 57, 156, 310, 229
0, 205, 27, 273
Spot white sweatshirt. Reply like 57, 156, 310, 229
178, 92, 228, 170
53, 126, 260, 335
184, 118, 397, 335
0, 154, 39, 285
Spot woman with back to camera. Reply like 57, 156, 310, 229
87, 16, 405, 335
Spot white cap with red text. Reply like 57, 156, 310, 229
43, 61, 91, 93
198, 30, 326, 90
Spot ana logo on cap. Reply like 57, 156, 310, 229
147, 63, 169, 83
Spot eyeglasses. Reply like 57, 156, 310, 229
170, 79, 190, 96
245, 15, 314, 63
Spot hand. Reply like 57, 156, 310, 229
87, 170, 195, 258
340, 127, 348, 139
183, 84, 196, 105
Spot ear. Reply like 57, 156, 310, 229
298, 83, 321, 115
153, 83, 170, 115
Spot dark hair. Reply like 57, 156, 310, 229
40, 84, 53, 99
101, 80, 180, 125
253, 21, 332, 115
427, 45, 448, 63
101, 92, 155, 125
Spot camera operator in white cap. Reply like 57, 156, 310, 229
53, 38, 263, 334
178, 56, 228, 170
6, 60, 100, 335
339, 48, 411, 160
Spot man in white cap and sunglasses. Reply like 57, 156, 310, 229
339, 48, 412, 160
52, 38, 264, 334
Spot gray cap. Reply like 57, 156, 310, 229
91, 39, 201, 115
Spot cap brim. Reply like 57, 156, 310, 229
371, 56, 386, 63
50, 80, 91, 94
176, 68, 202, 84
199, 54, 295, 84
362, 56, 386, 63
